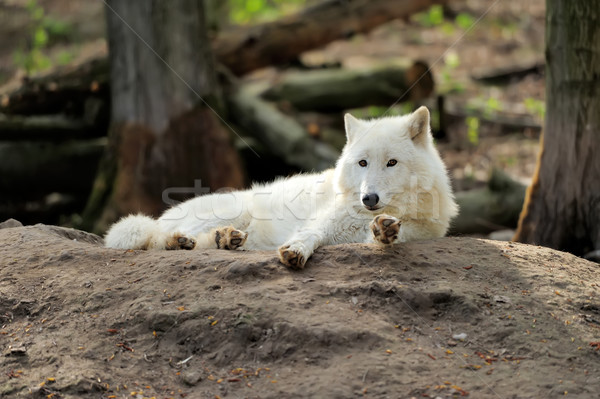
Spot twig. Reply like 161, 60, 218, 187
177, 355, 194, 365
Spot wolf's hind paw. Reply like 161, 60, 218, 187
166, 234, 196, 250
371, 215, 401, 245
215, 226, 248, 250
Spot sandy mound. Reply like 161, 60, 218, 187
1, 224, 599, 398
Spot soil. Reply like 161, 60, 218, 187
2, 223, 600, 398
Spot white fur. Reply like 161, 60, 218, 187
105, 107, 459, 266
105, 214, 174, 250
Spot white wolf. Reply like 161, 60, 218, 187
105, 106, 458, 268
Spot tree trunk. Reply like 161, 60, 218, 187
82, 0, 244, 233
514, 1, 600, 255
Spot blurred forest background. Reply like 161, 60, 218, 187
0, 0, 596, 257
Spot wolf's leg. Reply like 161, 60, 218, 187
371, 216, 448, 244
370, 214, 401, 245
277, 206, 361, 269
278, 231, 322, 269
194, 226, 248, 250
105, 214, 196, 250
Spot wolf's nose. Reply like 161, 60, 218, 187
362, 193, 379, 207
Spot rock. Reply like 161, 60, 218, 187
4, 345, 27, 356
0, 218, 23, 229
182, 370, 203, 386
37, 224, 104, 245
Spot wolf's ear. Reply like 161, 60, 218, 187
409, 106, 430, 146
344, 113, 362, 143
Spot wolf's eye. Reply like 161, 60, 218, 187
387, 159, 398, 167
358, 160, 368, 167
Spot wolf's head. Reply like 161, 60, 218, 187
333, 106, 445, 215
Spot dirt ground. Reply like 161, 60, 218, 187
1, 222, 600, 398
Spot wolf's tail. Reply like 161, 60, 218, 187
104, 214, 169, 250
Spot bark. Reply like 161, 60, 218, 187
261, 62, 434, 112
514, 1, 600, 255
82, 0, 244, 233
215, 0, 448, 76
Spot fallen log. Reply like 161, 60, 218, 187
0, 57, 110, 116
215, 0, 448, 76
442, 97, 542, 138
0, 138, 105, 199
0, 193, 82, 227
0, 114, 104, 141
471, 59, 545, 85
262, 62, 434, 112
228, 83, 340, 172
449, 169, 526, 235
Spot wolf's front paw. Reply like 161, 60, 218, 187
278, 243, 310, 269
215, 226, 248, 250
166, 233, 197, 250
371, 214, 401, 245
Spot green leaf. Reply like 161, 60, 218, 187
524, 97, 545, 121
34, 27, 48, 47
230, 0, 306, 24
43, 18, 73, 38
455, 13, 475, 30
246, 0, 264, 13
484, 97, 502, 117
441, 22, 455, 36
466, 117, 480, 145
428, 5, 444, 26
